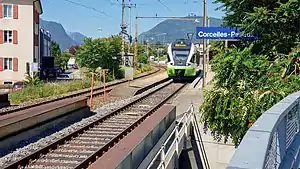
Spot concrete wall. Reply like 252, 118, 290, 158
116, 106, 176, 169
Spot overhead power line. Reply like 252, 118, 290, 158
156, 0, 173, 13
61, 0, 118, 20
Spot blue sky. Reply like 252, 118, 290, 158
41, 0, 225, 38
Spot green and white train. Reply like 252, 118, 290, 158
166, 39, 200, 80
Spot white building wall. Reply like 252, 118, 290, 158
0, 0, 34, 84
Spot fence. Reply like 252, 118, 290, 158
227, 91, 300, 169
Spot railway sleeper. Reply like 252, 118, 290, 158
103, 120, 134, 125
26, 165, 73, 169
79, 133, 116, 139
74, 136, 111, 141
46, 153, 89, 159
39, 154, 87, 161
66, 141, 105, 147
97, 123, 129, 129
49, 149, 92, 156
122, 111, 145, 116
84, 128, 123, 133
55, 149, 95, 154
29, 159, 80, 166
58, 144, 99, 151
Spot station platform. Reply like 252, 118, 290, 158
109, 72, 168, 97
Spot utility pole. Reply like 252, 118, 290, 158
127, 3, 136, 54
206, 16, 210, 75
134, 14, 138, 68
121, 0, 126, 64
202, 0, 207, 88
128, 5, 131, 54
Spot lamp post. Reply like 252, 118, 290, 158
112, 56, 117, 79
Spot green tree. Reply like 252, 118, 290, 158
200, 0, 300, 146
138, 54, 148, 64
214, 0, 300, 55
75, 36, 122, 75
60, 52, 72, 69
75, 38, 104, 72
101, 36, 123, 77
50, 41, 62, 67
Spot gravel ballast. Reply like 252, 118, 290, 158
0, 80, 172, 167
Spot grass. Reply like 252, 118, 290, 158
9, 64, 153, 104
9, 79, 101, 104
134, 63, 152, 76
158, 56, 167, 61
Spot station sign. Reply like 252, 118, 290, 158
195, 27, 258, 40
31, 62, 39, 72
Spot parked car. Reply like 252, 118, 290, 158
56, 73, 74, 80
54, 66, 64, 74
67, 64, 73, 69
72, 64, 78, 69
13, 81, 25, 90
43, 67, 64, 78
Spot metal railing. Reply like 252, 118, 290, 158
146, 104, 210, 169
227, 91, 300, 169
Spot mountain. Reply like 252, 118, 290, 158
68, 32, 87, 44
139, 16, 222, 43
40, 19, 86, 51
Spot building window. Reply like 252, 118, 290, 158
4, 58, 13, 70
43, 39, 47, 56
3, 4, 12, 18
26, 62, 30, 74
4, 81, 12, 85
4, 30, 13, 43
47, 40, 50, 55
49, 41, 51, 55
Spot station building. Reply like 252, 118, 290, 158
39, 28, 53, 72
0, 0, 43, 84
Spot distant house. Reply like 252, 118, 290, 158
0, 0, 43, 84
67, 57, 76, 68
40, 28, 53, 71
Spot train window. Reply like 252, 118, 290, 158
172, 50, 190, 58
191, 55, 195, 63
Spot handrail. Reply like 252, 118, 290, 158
192, 113, 210, 169
146, 104, 210, 169
227, 91, 300, 169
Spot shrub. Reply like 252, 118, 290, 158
138, 54, 148, 64
134, 69, 142, 76
24, 72, 41, 86
115, 66, 125, 79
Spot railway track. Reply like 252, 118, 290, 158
0, 67, 163, 116
1, 80, 185, 169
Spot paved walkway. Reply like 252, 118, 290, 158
128, 72, 167, 88
171, 68, 236, 169
109, 71, 168, 97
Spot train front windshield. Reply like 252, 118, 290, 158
172, 50, 190, 59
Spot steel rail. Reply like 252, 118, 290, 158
3, 80, 185, 169
0, 67, 161, 116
